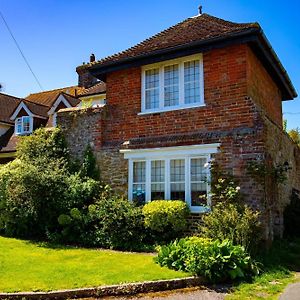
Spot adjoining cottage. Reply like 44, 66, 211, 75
0, 87, 83, 163
57, 12, 299, 241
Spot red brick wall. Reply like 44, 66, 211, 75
103, 44, 258, 144
246, 47, 283, 127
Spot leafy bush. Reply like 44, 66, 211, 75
284, 189, 300, 237
200, 202, 261, 253
16, 127, 69, 164
0, 128, 100, 239
156, 237, 260, 282
142, 200, 189, 242
58, 186, 146, 250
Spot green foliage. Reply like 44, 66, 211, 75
0, 128, 100, 239
79, 145, 100, 180
156, 237, 260, 282
58, 186, 146, 250
210, 165, 242, 205
200, 202, 262, 253
247, 160, 290, 185
142, 200, 189, 242
16, 127, 69, 164
283, 119, 288, 132
284, 189, 300, 238
288, 127, 300, 147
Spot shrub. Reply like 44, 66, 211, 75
142, 200, 189, 242
16, 127, 69, 164
155, 237, 260, 282
58, 187, 146, 250
200, 202, 261, 253
0, 128, 100, 239
284, 189, 300, 237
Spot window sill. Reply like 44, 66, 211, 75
138, 103, 206, 116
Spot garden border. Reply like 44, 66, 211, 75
0, 277, 206, 300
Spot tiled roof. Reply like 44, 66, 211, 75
85, 13, 259, 68
26, 86, 85, 107
0, 128, 17, 153
61, 92, 81, 107
0, 93, 22, 124
22, 100, 49, 118
79, 81, 106, 97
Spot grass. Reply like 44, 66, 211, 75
226, 239, 300, 299
0, 236, 188, 293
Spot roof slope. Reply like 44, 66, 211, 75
22, 100, 49, 118
0, 93, 22, 124
61, 93, 81, 107
26, 86, 85, 107
79, 81, 106, 97
86, 14, 258, 68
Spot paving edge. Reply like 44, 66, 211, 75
0, 277, 206, 300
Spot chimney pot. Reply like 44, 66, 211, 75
90, 53, 95, 63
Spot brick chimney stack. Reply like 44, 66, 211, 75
76, 54, 97, 88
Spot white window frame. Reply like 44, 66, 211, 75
15, 116, 33, 135
140, 54, 205, 115
121, 144, 219, 213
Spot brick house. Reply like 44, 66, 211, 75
58, 13, 298, 239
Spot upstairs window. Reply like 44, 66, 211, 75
141, 54, 204, 113
15, 116, 33, 135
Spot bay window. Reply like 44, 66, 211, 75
123, 144, 219, 212
141, 54, 204, 113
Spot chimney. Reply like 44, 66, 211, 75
76, 54, 97, 88
90, 53, 96, 63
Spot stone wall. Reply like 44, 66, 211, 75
262, 114, 300, 238
57, 106, 106, 160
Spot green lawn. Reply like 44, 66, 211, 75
0, 236, 187, 293
226, 239, 300, 299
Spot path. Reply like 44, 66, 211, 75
82, 286, 227, 300
279, 273, 300, 300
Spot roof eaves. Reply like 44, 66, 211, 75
89, 27, 260, 76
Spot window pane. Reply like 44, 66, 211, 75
171, 183, 185, 200
145, 68, 159, 109
170, 159, 185, 182
191, 183, 207, 206
164, 64, 179, 107
184, 60, 201, 104
151, 160, 165, 182
190, 158, 208, 207
23, 117, 30, 132
151, 183, 165, 200
133, 161, 146, 204
170, 159, 185, 200
191, 158, 207, 182
133, 184, 146, 204
133, 161, 146, 183
151, 160, 165, 200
